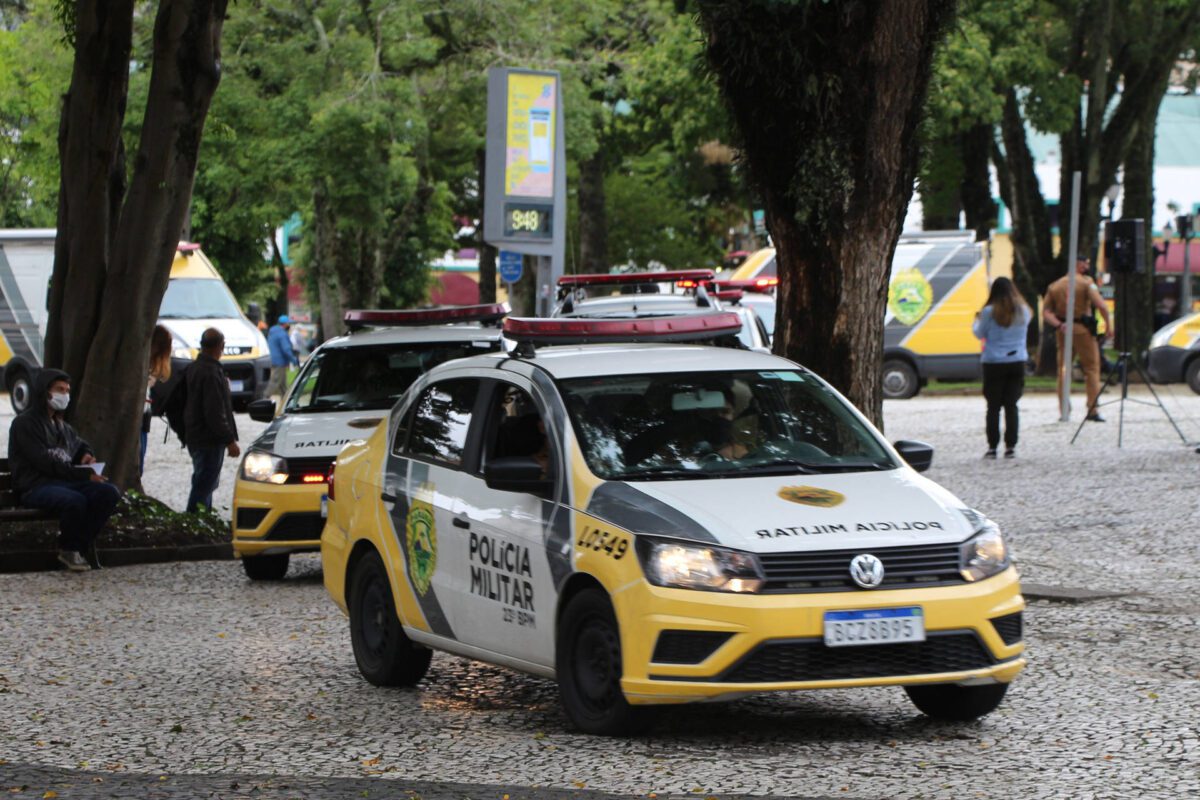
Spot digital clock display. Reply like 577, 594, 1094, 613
503, 203, 553, 239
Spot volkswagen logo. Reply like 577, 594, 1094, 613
849, 553, 885, 589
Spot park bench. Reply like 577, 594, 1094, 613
0, 458, 57, 522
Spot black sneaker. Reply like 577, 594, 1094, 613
1086, 413, 1106, 422
1004, 449, 1016, 459
984, 449, 997, 459
57, 550, 91, 572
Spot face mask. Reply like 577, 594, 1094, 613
49, 393, 70, 411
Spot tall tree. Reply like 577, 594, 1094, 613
697, 0, 954, 424
44, 0, 228, 489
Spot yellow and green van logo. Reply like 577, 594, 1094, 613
405, 497, 437, 596
888, 268, 934, 326
778, 486, 845, 508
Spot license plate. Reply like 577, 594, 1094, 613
229, 379, 245, 392
320, 494, 328, 518
824, 607, 925, 647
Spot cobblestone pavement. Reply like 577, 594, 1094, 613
2, 389, 1200, 799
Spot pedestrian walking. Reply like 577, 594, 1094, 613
266, 315, 299, 402
7, 369, 122, 571
973, 278, 1032, 459
184, 328, 240, 514
141, 324, 172, 475
1042, 258, 1114, 421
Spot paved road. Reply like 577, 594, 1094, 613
3, 390, 1200, 799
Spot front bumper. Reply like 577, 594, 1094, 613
613, 567, 1025, 704
232, 478, 325, 556
1146, 346, 1188, 384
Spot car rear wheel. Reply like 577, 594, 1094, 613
882, 359, 920, 399
1185, 358, 1200, 395
556, 588, 657, 736
905, 682, 1009, 721
241, 553, 290, 581
7, 368, 31, 414
348, 550, 431, 687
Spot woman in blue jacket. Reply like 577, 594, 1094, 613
972, 277, 1031, 459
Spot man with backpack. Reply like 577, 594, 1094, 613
184, 328, 241, 513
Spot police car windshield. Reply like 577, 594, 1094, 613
558, 369, 896, 480
159, 278, 242, 319
286, 342, 498, 413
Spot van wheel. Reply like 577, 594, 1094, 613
905, 682, 1008, 721
1186, 358, 1200, 395
7, 368, 31, 414
241, 553, 290, 581
882, 359, 920, 399
557, 588, 657, 736
348, 550, 431, 687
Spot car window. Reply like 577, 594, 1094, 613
404, 379, 480, 467
482, 384, 554, 490
558, 369, 895, 480
285, 341, 497, 413
159, 278, 242, 319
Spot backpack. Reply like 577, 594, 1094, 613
151, 365, 189, 447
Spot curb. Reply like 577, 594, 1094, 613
0, 542, 233, 574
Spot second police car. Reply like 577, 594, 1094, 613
321, 314, 1025, 734
231, 305, 507, 580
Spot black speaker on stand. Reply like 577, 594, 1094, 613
1072, 219, 1189, 447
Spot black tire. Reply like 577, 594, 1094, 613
348, 550, 431, 687
1185, 358, 1200, 395
905, 682, 1009, 721
7, 368, 32, 414
241, 553, 290, 581
882, 359, 920, 399
556, 588, 657, 736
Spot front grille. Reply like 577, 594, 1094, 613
651, 631, 732, 665
265, 512, 325, 541
716, 632, 994, 683
286, 456, 333, 484
236, 507, 269, 530
222, 363, 254, 381
991, 612, 1023, 645
758, 542, 964, 592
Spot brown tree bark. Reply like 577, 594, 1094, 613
1117, 95, 1164, 357
697, 0, 953, 426
959, 123, 996, 242
49, 0, 228, 490
919, 135, 963, 230
577, 152, 608, 273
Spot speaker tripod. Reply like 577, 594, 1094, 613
1069, 348, 1189, 447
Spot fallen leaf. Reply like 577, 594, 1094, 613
43, 792, 57, 799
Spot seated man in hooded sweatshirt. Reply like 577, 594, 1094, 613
7, 369, 122, 572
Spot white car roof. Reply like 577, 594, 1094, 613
441, 344, 798, 380
318, 324, 504, 349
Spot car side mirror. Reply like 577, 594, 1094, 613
485, 456, 551, 494
893, 440, 934, 472
248, 398, 277, 422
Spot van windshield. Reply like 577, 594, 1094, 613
159, 279, 242, 319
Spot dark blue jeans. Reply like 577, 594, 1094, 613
23, 480, 123, 552
187, 446, 225, 513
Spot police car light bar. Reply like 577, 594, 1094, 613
707, 278, 778, 293
557, 270, 715, 288
711, 289, 745, 302
344, 303, 509, 330
504, 312, 743, 347
178, 242, 201, 253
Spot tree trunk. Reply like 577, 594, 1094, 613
959, 122, 995, 242
577, 152, 608, 272
1117, 98, 1162, 357
918, 135, 962, 230
697, 0, 953, 426
476, 148, 497, 304
50, 0, 228, 491
313, 185, 344, 339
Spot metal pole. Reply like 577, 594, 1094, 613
1060, 171, 1082, 422
1184, 220, 1193, 315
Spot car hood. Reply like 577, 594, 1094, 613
163, 318, 261, 349
251, 411, 386, 458
584, 469, 976, 552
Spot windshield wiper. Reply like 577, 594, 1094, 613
745, 458, 891, 474
620, 465, 712, 481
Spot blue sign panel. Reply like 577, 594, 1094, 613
498, 250, 524, 284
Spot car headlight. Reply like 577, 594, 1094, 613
242, 451, 289, 484
635, 537, 764, 593
958, 512, 1009, 582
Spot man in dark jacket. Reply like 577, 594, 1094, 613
185, 328, 241, 513
7, 369, 122, 571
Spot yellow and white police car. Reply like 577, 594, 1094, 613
321, 315, 1025, 734
232, 305, 507, 580
1147, 310, 1200, 394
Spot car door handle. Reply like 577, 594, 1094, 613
452, 516, 470, 529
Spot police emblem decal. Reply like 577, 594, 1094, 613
405, 497, 437, 596
778, 486, 845, 508
887, 268, 934, 326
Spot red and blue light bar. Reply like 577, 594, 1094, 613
503, 312, 743, 346
558, 270, 715, 288
344, 303, 509, 330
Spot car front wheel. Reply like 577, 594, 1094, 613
348, 550, 431, 687
882, 359, 920, 399
904, 682, 1009, 721
241, 553, 289, 581
1185, 358, 1200, 395
556, 588, 657, 736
